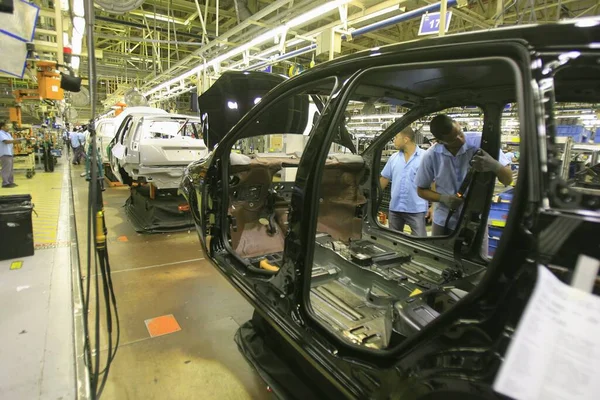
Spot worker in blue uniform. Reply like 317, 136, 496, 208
0, 121, 26, 188
379, 127, 429, 236
416, 114, 512, 236
71, 127, 87, 165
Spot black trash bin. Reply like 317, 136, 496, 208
0, 194, 34, 261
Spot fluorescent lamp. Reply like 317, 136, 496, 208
287, 0, 352, 28
130, 11, 188, 25
72, 37, 83, 54
227, 101, 238, 109
73, 16, 86, 34
73, 0, 84, 17
145, 1, 352, 96
286, 38, 305, 47
145, 28, 285, 96
347, 126, 384, 132
556, 114, 597, 120
352, 5, 401, 24
350, 113, 404, 120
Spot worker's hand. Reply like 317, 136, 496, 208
439, 194, 464, 210
426, 206, 433, 223
472, 149, 502, 173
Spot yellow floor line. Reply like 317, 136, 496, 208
6, 167, 65, 245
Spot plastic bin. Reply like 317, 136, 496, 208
488, 226, 504, 239
555, 125, 583, 143
0, 194, 34, 261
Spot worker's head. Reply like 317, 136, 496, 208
0, 121, 6, 130
430, 114, 465, 151
393, 126, 416, 151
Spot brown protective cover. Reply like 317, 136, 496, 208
228, 155, 365, 258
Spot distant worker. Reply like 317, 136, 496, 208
415, 114, 512, 235
63, 125, 71, 155
71, 127, 86, 165
0, 121, 26, 188
379, 127, 428, 236
40, 124, 55, 173
503, 146, 516, 163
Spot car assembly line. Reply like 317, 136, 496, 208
2, 2, 599, 400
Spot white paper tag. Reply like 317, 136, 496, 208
571, 255, 600, 293
493, 265, 600, 400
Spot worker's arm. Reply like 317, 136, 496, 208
417, 187, 440, 202
418, 187, 463, 209
496, 165, 513, 186
415, 153, 458, 206
1, 138, 25, 144
473, 150, 513, 186
379, 176, 390, 190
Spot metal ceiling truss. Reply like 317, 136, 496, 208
1, 0, 598, 117
133, 0, 599, 104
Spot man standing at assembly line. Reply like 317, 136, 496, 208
415, 114, 513, 236
0, 121, 26, 188
71, 126, 87, 165
379, 127, 429, 236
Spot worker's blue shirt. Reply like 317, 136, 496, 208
78, 132, 87, 145
415, 132, 510, 229
70, 132, 83, 148
381, 147, 428, 213
0, 129, 14, 157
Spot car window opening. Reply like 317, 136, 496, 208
308, 60, 521, 350
216, 60, 524, 352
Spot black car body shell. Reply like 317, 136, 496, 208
181, 20, 600, 399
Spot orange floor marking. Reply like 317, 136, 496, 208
117, 235, 128, 242
145, 314, 181, 338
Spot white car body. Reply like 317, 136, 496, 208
98, 107, 167, 162
96, 119, 116, 162
109, 112, 207, 190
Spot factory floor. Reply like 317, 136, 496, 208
0, 154, 273, 399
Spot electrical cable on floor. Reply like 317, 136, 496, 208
76, 0, 121, 398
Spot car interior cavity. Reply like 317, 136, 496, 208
217, 60, 521, 350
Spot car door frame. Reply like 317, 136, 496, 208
123, 117, 142, 168
289, 42, 537, 368
109, 115, 134, 182
198, 39, 543, 398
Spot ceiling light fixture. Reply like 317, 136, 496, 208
130, 10, 189, 25
351, 5, 402, 24
144, 0, 353, 97
73, 0, 84, 17
286, 0, 352, 28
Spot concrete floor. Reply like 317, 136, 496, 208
75, 164, 273, 399
1, 159, 272, 399
0, 162, 75, 399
